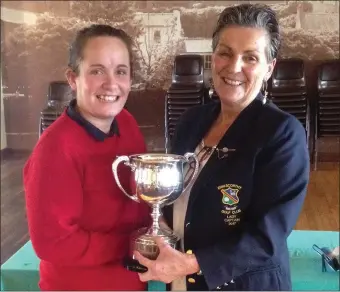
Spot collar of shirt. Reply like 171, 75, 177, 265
66, 99, 120, 141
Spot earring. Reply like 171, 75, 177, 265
209, 78, 214, 99
262, 80, 268, 105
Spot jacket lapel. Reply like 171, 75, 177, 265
164, 95, 265, 228
182, 101, 221, 154
185, 96, 265, 222
164, 101, 220, 228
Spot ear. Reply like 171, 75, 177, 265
65, 68, 77, 91
265, 58, 277, 81
211, 53, 216, 69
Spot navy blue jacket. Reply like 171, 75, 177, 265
163, 95, 310, 291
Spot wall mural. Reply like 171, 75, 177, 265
1, 0, 339, 152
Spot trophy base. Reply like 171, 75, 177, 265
131, 227, 179, 259
125, 226, 179, 273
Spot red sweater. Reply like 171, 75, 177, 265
24, 109, 150, 291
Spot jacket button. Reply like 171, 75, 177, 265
186, 249, 193, 254
188, 277, 195, 283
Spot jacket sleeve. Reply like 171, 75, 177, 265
24, 141, 131, 267
194, 116, 310, 290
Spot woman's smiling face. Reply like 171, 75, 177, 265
67, 36, 131, 120
211, 26, 276, 107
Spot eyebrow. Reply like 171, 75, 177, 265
218, 44, 260, 54
89, 64, 129, 69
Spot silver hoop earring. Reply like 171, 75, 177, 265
262, 80, 268, 105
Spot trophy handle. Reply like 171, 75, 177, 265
112, 155, 140, 203
182, 152, 200, 194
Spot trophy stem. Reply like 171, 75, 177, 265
149, 204, 162, 235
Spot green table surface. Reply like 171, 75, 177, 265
1, 230, 339, 291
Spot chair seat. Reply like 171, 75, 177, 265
41, 120, 55, 126
292, 113, 308, 120
167, 105, 192, 111
319, 130, 340, 135
318, 88, 340, 96
168, 110, 187, 115
318, 97, 340, 104
319, 94, 340, 99
167, 84, 204, 94
319, 104, 340, 110
319, 118, 340, 124
167, 99, 202, 105
318, 115, 340, 121
40, 115, 59, 122
168, 105, 195, 111
167, 92, 203, 99
319, 109, 340, 115
168, 117, 180, 122
168, 124, 178, 130
283, 109, 307, 115
273, 101, 306, 107
319, 128, 340, 132
40, 109, 63, 115
270, 96, 306, 102
276, 106, 307, 113
319, 121, 340, 126
270, 91, 307, 97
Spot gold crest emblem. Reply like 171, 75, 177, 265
218, 184, 241, 206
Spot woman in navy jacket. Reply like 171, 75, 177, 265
134, 3, 310, 291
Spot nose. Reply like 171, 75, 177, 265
103, 73, 119, 89
227, 56, 243, 73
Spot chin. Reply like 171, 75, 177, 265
100, 103, 125, 116
217, 88, 245, 103
104, 109, 123, 118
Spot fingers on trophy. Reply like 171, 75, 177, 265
112, 153, 199, 273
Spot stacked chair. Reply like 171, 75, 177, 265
164, 54, 205, 152
313, 60, 340, 169
269, 58, 310, 148
163, 53, 340, 165
39, 81, 73, 137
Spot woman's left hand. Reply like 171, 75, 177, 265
133, 237, 200, 283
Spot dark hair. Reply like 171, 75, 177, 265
212, 4, 281, 62
68, 24, 134, 77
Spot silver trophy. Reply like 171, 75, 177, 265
112, 153, 199, 271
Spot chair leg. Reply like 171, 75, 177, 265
309, 138, 314, 165
313, 139, 318, 171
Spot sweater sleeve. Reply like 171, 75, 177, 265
194, 116, 310, 290
24, 141, 130, 267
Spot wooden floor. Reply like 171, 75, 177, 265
1, 150, 30, 264
295, 162, 339, 231
1, 151, 339, 264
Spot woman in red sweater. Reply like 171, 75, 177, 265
23, 24, 150, 290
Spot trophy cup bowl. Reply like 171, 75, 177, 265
112, 152, 199, 272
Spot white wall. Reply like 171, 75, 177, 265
1, 7, 37, 25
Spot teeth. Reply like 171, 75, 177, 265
97, 95, 119, 102
223, 78, 242, 86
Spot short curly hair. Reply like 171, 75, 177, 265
212, 4, 281, 62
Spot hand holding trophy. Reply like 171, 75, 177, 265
112, 153, 199, 273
